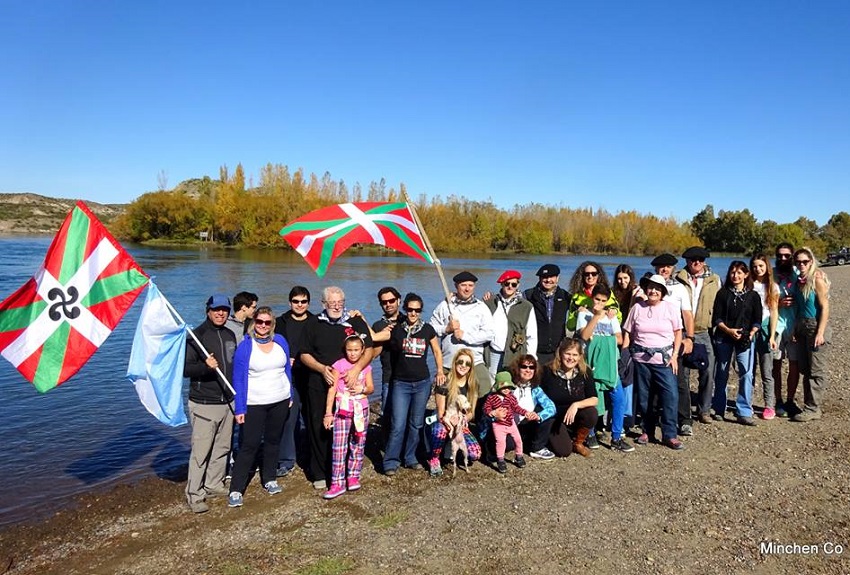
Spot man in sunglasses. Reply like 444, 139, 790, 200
675, 246, 721, 425
274, 286, 313, 478
484, 270, 537, 381
772, 243, 800, 417
372, 287, 403, 418
429, 271, 496, 395
524, 264, 570, 366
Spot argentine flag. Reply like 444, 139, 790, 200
126, 282, 188, 426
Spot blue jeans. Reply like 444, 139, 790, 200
635, 361, 679, 441
603, 379, 628, 440
713, 339, 756, 418
383, 378, 431, 470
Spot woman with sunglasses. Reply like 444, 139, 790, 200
508, 355, 556, 459
711, 261, 763, 426
382, 293, 444, 475
228, 307, 293, 507
566, 261, 620, 334
427, 348, 482, 476
790, 247, 831, 422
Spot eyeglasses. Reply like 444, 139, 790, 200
324, 300, 345, 308
795, 259, 811, 265
777, 254, 792, 260
380, 297, 398, 305
455, 359, 472, 367
290, 298, 309, 304
254, 319, 272, 326
502, 281, 519, 288
688, 258, 706, 263
583, 271, 599, 277
404, 307, 422, 313
519, 364, 535, 370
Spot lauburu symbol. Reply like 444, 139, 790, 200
47, 286, 81, 321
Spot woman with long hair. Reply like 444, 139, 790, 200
539, 339, 598, 457
567, 261, 620, 333
711, 261, 763, 426
228, 307, 293, 507
790, 247, 831, 422
750, 253, 780, 419
427, 348, 481, 475
612, 264, 645, 320
507, 354, 556, 460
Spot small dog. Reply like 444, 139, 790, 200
443, 395, 471, 476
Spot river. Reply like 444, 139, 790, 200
0, 237, 737, 527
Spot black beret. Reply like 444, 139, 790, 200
452, 271, 478, 283
535, 264, 561, 277
682, 246, 711, 260
651, 253, 678, 267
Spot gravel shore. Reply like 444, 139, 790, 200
2, 266, 849, 575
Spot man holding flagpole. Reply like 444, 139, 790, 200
183, 294, 237, 514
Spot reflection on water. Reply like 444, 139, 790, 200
0, 238, 736, 527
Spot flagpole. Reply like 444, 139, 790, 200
402, 189, 453, 305
160, 289, 237, 396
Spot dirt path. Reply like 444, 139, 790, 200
2, 267, 849, 575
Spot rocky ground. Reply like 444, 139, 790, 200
2, 267, 849, 575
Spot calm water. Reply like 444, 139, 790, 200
0, 238, 736, 527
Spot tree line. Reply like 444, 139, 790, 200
110, 163, 848, 257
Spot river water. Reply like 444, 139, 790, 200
0, 237, 736, 527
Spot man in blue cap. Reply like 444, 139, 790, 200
183, 294, 237, 513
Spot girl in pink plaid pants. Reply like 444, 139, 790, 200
323, 336, 374, 499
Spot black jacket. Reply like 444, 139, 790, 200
524, 285, 571, 354
184, 318, 236, 404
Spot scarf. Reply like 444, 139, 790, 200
252, 334, 273, 344
403, 319, 424, 337
452, 294, 479, 306
497, 292, 521, 308
317, 309, 353, 326
688, 266, 714, 282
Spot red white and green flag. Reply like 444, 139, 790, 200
0, 202, 149, 392
279, 202, 434, 276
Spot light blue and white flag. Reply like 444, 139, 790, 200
127, 282, 188, 426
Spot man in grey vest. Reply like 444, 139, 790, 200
484, 269, 537, 380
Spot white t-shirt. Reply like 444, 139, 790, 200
576, 310, 621, 337
247, 341, 291, 406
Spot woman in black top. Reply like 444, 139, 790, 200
540, 338, 598, 457
711, 261, 763, 425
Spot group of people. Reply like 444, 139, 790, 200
180, 243, 831, 513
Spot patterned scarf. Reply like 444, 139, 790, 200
317, 309, 353, 326
497, 292, 521, 308
452, 294, 479, 306
403, 319, 424, 337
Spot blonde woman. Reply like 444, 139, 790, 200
791, 247, 831, 422
427, 348, 481, 476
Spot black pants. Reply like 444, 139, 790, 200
230, 400, 290, 494
304, 382, 332, 483
549, 406, 598, 457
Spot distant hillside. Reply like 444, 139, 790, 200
0, 193, 126, 235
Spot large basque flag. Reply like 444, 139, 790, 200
126, 282, 187, 426
279, 202, 434, 276
0, 201, 149, 392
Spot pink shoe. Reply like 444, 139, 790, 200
762, 408, 776, 420
323, 484, 346, 500
346, 478, 361, 491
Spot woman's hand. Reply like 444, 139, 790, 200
564, 404, 579, 426
727, 327, 743, 340
526, 411, 540, 422
769, 336, 777, 350
235, 414, 245, 424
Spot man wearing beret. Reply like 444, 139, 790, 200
524, 264, 570, 366
484, 270, 538, 380
675, 247, 722, 425
652, 253, 696, 436
429, 271, 496, 395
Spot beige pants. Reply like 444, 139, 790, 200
185, 401, 234, 506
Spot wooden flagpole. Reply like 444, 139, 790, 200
401, 188, 453, 307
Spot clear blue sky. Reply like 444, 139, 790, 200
2, 1, 848, 226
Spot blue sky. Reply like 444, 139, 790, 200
2, 1, 848, 226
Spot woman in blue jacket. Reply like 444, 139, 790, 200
227, 306, 293, 507
507, 354, 556, 459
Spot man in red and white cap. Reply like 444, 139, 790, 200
484, 270, 537, 381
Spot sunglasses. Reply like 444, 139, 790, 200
455, 359, 472, 367
380, 297, 398, 305
290, 298, 309, 304
254, 319, 273, 326
519, 364, 536, 370
795, 259, 811, 265
583, 271, 599, 277
502, 281, 519, 288
688, 258, 706, 263
777, 254, 792, 260
404, 307, 422, 313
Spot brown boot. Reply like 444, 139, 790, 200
573, 428, 592, 457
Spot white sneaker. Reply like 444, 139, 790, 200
530, 448, 556, 460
